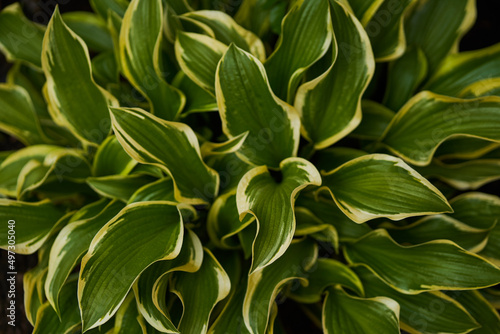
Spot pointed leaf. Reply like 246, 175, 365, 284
296, 0, 374, 149
86, 174, 156, 202
78, 202, 183, 331
119, 0, 184, 120
216, 44, 300, 168
345, 229, 500, 293
264, 0, 332, 102
110, 107, 219, 204
62, 11, 113, 52
382, 92, 500, 166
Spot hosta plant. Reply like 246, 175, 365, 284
1, 0, 500, 333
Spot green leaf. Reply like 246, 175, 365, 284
91, 51, 119, 86
216, 44, 300, 168
172, 72, 218, 114
182, 10, 265, 61
294, 207, 338, 251
175, 32, 228, 94
424, 43, 500, 97
383, 47, 428, 111
382, 92, 500, 166
33, 276, 82, 334
243, 239, 318, 334
128, 178, 176, 204
383, 214, 492, 252
62, 11, 113, 52
348, 0, 384, 26
87, 174, 155, 202
134, 229, 202, 333
289, 258, 363, 303
323, 286, 400, 334
295, 0, 374, 149
237, 157, 321, 272
78, 201, 183, 331
296, 194, 371, 241
0, 200, 67, 254
351, 101, 394, 140
365, 0, 414, 61
264, 0, 332, 102
90, 0, 130, 19
16, 148, 91, 200
110, 107, 219, 204
354, 265, 479, 334
119, 0, 185, 120
42, 8, 116, 146
0, 84, 49, 145
345, 229, 500, 293
417, 159, 500, 190
460, 77, 500, 98
0, 3, 45, 67
405, 0, 476, 73
45, 200, 125, 315
93, 136, 137, 176
448, 290, 500, 334
113, 293, 145, 334
201, 132, 249, 158
320, 154, 452, 223
207, 190, 254, 249
171, 248, 231, 334
435, 137, 500, 160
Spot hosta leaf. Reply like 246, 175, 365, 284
405, 0, 476, 73
243, 239, 317, 334
424, 43, 500, 97
0, 84, 49, 145
207, 190, 254, 249
135, 229, 202, 333
449, 192, 500, 229
93, 136, 137, 176
296, 0, 374, 149
119, 0, 184, 120
182, 10, 265, 61
320, 154, 451, 223
323, 287, 400, 334
0, 200, 67, 254
45, 200, 125, 315
16, 149, 91, 200
383, 47, 428, 111
294, 207, 338, 251
201, 132, 249, 158
78, 202, 183, 331
113, 293, 145, 334
216, 44, 300, 168
90, 0, 129, 19
382, 92, 500, 166
42, 8, 116, 146
0, 4, 45, 67
237, 157, 321, 272
110, 107, 219, 204
171, 249, 231, 334
62, 12, 113, 52
354, 265, 479, 334
345, 229, 500, 293
175, 32, 228, 94
448, 290, 500, 334
417, 159, 500, 190
289, 258, 363, 303
264, 0, 332, 102
33, 276, 81, 334
366, 0, 414, 61
128, 178, 176, 204
296, 195, 371, 241
348, 0, 384, 26
91, 51, 119, 86
383, 215, 492, 252
460, 78, 500, 98
351, 101, 394, 140
70, 197, 111, 223
435, 137, 500, 160
86, 174, 156, 202
172, 72, 217, 114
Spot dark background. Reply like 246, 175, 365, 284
0, 0, 500, 333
